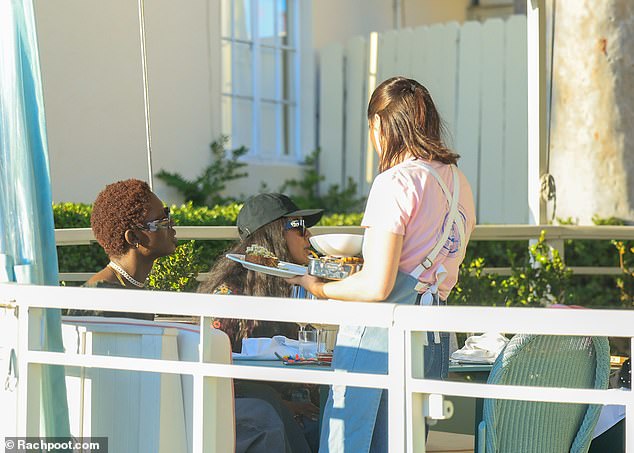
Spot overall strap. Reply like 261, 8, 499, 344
408, 161, 464, 345
410, 163, 465, 281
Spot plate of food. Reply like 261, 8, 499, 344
227, 245, 307, 278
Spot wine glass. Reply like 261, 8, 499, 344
291, 285, 312, 332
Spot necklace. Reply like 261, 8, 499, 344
108, 261, 145, 288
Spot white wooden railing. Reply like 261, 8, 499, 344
55, 224, 634, 282
2, 282, 633, 453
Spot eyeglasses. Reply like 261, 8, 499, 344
284, 218, 307, 237
137, 207, 173, 232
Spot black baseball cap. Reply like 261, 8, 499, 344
237, 193, 324, 239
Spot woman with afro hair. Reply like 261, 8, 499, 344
67, 178, 177, 319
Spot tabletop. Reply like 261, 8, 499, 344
233, 358, 493, 374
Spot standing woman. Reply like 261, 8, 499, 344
289, 77, 476, 452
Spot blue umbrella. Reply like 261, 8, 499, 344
0, 0, 70, 438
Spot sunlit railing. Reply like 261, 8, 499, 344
55, 225, 634, 282
3, 282, 633, 453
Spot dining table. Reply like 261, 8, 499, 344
233, 357, 493, 438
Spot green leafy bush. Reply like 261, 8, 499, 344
53, 203, 108, 279
156, 136, 248, 206
54, 203, 633, 306
453, 231, 572, 307
452, 257, 502, 306
278, 149, 367, 214
53, 202, 244, 290
148, 241, 206, 292
614, 240, 634, 308
560, 216, 633, 307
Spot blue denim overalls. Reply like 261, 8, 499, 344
319, 163, 465, 453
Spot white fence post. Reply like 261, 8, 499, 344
377, 30, 399, 84
421, 23, 460, 144
479, 18, 506, 224
344, 36, 369, 196
504, 16, 529, 224
318, 43, 345, 192
406, 331, 427, 453
455, 20, 482, 218
395, 28, 414, 78
410, 26, 431, 100
388, 324, 408, 452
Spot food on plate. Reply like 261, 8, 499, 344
244, 245, 280, 268
336, 256, 364, 265
307, 255, 364, 280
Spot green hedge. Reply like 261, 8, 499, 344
54, 202, 633, 307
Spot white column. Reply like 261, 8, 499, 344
526, 0, 547, 225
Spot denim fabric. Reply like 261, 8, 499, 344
235, 398, 288, 453
319, 272, 448, 453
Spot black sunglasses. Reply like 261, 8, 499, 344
283, 218, 307, 237
137, 207, 173, 232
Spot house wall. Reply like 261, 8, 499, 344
402, 0, 470, 28
34, 0, 311, 205
312, 0, 470, 51
34, 0, 468, 205
34, 0, 221, 204
35, 0, 148, 203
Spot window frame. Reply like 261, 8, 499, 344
221, 0, 302, 162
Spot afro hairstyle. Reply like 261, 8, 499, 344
90, 179, 154, 257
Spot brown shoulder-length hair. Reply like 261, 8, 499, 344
367, 76, 460, 172
197, 218, 293, 298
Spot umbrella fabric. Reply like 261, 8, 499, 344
0, 0, 70, 437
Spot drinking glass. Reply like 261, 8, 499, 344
298, 329, 318, 359
316, 326, 338, 354
291, 284, 316, 332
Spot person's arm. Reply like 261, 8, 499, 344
289, 227, 403, 302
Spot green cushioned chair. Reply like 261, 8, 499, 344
478, 335, 610, 453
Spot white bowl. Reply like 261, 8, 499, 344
309, 234, 363, 257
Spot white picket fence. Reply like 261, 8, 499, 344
318, 16, 528, 224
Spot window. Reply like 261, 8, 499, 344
221, 0, 300, 161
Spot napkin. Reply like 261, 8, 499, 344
450, 332, 509, 364
232, 335, 300, 360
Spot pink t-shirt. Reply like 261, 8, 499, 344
361, 159, 476, 300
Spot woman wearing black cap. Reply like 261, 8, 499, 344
199, 192, 323, 345
198, 193, 324, 453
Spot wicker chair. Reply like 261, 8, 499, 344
477, 335, 610, 453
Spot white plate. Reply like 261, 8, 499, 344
226, 253, 307, 278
